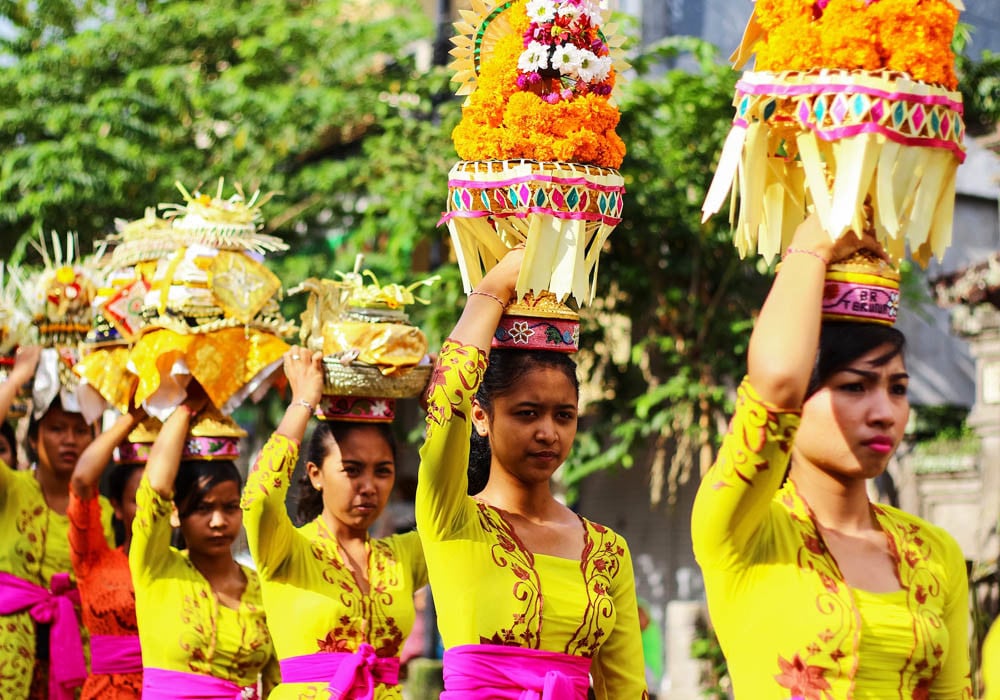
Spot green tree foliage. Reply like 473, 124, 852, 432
566, 38, 769, 503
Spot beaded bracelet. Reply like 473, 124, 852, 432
784, 246, 830, 266
469, 290, 508, 309
291, 398, 315, 413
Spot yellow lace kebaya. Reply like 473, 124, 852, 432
129, 477, 278, 693
0, 460, 114, 699
416, 340, 648, 699
241, 434, 427, 700
692, 378, 972, 699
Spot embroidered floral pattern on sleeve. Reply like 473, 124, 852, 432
710, 380, 795, 490
424, 340, 487, 439
240, 434, 297, 510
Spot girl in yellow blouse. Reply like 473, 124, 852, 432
129, 389, 277, 699
692, 215, 972, 699
0, 346, 114, 700
241, 346, 427, 699
417, 250, 648, 699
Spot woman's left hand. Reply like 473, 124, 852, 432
283, 346, 324, 409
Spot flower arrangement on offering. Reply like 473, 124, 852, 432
124, 180, 294, 419
0, 264, 33, 418
21, 233, 106, 422
701, 0, 966, 268
289, 257, 436, 422
115, 408, 248, 465
443, 0, 628, 350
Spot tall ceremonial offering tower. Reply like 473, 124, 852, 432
442, 0, 628, 352
701, 0, 966, 270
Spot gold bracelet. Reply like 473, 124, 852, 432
469, 290, 508, 309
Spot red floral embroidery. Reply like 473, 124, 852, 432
774, 654, 831, 700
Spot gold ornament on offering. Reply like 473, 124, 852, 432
290, 256, 436, 420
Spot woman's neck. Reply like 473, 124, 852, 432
479, 471, 560, 522
322, 511, 369, 544
789, 456, 875, 533
35, 465, 70, 514
188, 550, 240, 580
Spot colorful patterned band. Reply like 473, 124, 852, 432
822, 271, 900, 326
316, 395, 396, 423
733, 70, 965, 160
492, 314, 580, 353
114, 435, 241, 464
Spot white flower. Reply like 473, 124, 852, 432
578, 53, 612, 83
371, 400, 391, 417
509, 321, 535, 344
580, 0, 604, 23
525, 0, 556, 23
551, 44, 583, 77
556, 3, 581, 20
518, 41, 550, 73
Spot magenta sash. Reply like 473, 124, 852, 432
142, 667, 259, 699
90, 634, 143, 675
0, 570, 86, 700
278, 643, 400, 700
442, 644, 592, 700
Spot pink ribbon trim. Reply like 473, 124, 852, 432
278, 644, 400, 699
142, 667, 258, 699
438, 208, 622, 226
441, 644, 592, 699
0, 571, 86, 700
448, 174, 624, 193
735, 78, 965, 112
89, 634, 143, 675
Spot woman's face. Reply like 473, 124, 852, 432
474, 366, 578, 485
307, 426, 395, 535
179, 480, 243, 557
31, 406, 93, 477
794, 343, 909, 482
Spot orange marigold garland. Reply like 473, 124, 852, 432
451, 0, 625, 168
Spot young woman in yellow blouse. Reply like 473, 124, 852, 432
241, 347, 426, 699
692, 214, 972, 698
130, 390, 277, 698
0, 346, 114, 700
417, 249, 648, 699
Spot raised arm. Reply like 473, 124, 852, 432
242, 347, 323, 575
71, 407, 146, 500
416, 249, 520, 539
144, 390, 205, 498
693, 214, 878, 569
0, 346, 39, 432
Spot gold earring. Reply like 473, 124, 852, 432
313, 483, 322, 491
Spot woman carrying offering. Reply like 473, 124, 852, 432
130, 389, 277, 698
241, 346, 426, 699
0, 345, 114, 700
68, 407, 147, 698
692, 215, 972, 698
417, 249, 648, 699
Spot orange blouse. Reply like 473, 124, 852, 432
68, 491, 141, 699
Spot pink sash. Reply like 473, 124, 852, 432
442, 644, 592, 700
0, 570, 86, 700
142, 667, 259, 699
279, 643, 400, 700
89, 634, 143, 675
